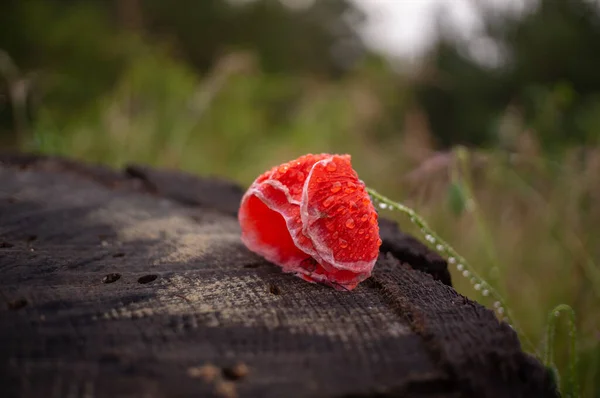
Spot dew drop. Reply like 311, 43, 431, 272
326, 162, 337, 172
378, 203, 388, 210
348, 201, 358, 211
456, 263, 464, 271
410, 217, 416, 223
482, 289, 490, 297
493, 301, 501, 308
278, 165, 288, 174
345, 218, 356, 229
360, 214, 369, 222
297, 171, 305, 182
435, 244, 444, 252
330, 181, 342, 193
497, 307, 504, 315
425, 234, 434, 243
462, 270, 470, 278
344, 182, 357, 194
339, 238, 348, 248
323, 197, 335, 208
474, 284, 481, 291
448, 257, 456, 264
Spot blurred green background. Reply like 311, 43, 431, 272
1, 0, 599, 396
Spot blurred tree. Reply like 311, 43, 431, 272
0, 0, 366, 145
141, 0, 365, 76
415, 0, 600, 150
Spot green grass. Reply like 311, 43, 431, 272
20, 51, 600, 398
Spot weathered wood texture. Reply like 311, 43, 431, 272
0, 154, 556, 398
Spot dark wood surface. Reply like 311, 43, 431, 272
0, 154, 556, 398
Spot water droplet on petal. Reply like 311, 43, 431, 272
378, 203, 387, 209
349, 201, 358, 211
323, 197, 335, 208
330, 181, 342, 193
345, 218, 355, 229
344, 181, 357, 193
339, 238, 348, 248
456, 264, 464, 271
326, 162, 337, 172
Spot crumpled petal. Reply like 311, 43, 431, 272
238, 153, 381, 290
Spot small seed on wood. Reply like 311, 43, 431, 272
187, 363, 220, 383
222, 363, 250, 381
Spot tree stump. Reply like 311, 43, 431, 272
0, 154, 556, 398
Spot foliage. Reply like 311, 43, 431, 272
416, 0, 600, 150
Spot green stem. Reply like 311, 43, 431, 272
545, 304, 579, 398
367, 187, 538, 355
454, 147, 502, 280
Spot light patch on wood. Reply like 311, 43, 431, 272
102, 272, 411, 343
87, 198, 241, 263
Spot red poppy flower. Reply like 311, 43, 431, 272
238, 154, 381, 291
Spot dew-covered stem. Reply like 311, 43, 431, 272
367, 187, 537, 354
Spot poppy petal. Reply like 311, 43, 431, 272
239, 153, 380, 290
